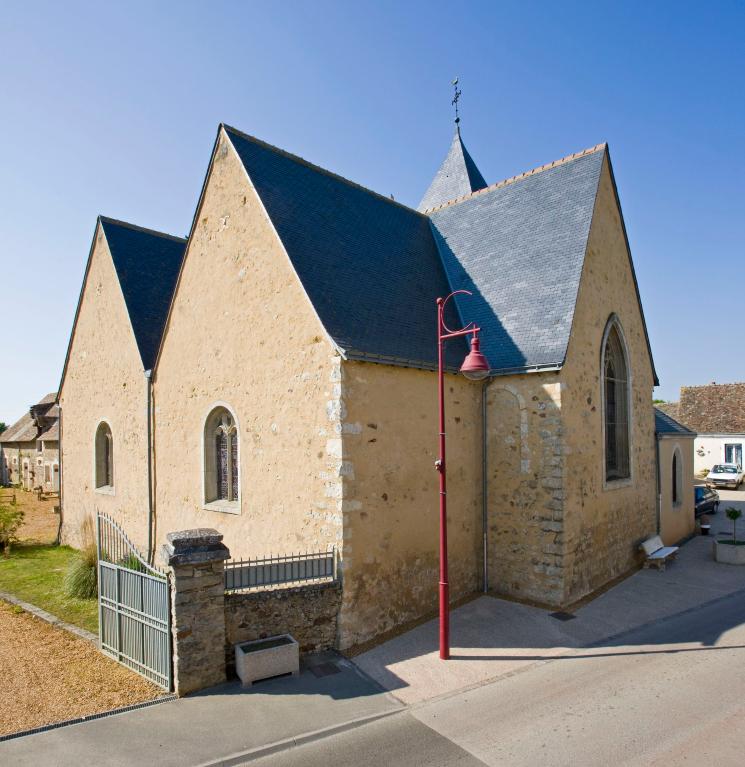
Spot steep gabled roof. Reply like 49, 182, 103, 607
99, 218, 186, 371
654, 407, 695, 436
428, 146, 606, 373
224, 125, 467, 370
418, 128, 487, 212
58, 218, 186, 399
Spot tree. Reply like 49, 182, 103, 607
725, 507, 742, 543
0, 422, 7, 434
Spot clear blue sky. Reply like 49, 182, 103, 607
1, 0, 743, 423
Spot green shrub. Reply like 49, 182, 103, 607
0, 505, 25, 554
63, 545, 98, 599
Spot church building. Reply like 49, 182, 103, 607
59, 118, 659, 649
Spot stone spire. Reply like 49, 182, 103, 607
418, 127, 488, 212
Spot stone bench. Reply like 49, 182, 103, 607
641, 535, 678, 571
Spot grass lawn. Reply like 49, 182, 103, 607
0, 544, 98, 633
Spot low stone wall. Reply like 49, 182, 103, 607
225, 581, 341, 672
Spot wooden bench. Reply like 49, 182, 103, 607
640, 535, 678, 570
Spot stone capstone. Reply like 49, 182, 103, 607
161, 528, 230, 567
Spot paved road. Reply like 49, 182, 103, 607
250, 589, 745, 766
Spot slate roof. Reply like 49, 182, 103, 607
428, 146, 606, 373
224, 126, 467, 370
677, 383, 745, 434
220, 127, 654, 379
654, 407, 695, 436
418, 128, 487, 212
100, 219, 186, 371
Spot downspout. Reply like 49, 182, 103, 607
56, 406, 64, 545
654, 433, 661, 534
145, 370, 154, 563
482, 378, 490, 593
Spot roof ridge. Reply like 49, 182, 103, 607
682, 381, 745, 389
221, 123, 426, 218
423, 143, 608, 214
99, 216, 187, 243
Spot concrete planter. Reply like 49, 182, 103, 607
713, 540, 745, 565
235, 634, 299, 686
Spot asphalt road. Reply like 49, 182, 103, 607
249, 589, 745, 766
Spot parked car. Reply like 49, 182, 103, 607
705, 463, 744, 490
695, 486, 720, 517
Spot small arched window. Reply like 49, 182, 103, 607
95, 422, 114, 489
204, 407, 239, 507
602, 318, 630, 482
672, 448, 682, 506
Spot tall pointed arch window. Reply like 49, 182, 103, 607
204, 406, 240, 510
95, 422, 114, 490
602, 318, 631, 483
672, 447, 682, 507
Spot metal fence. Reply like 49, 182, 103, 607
96, 513, 172, 691
224, 548, 336, 592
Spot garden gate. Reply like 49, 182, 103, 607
96, 513, 172, 690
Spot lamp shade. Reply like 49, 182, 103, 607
460, 335, 490, 381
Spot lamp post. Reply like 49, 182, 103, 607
436, 290, 490, 660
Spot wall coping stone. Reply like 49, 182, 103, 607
160, 528, 230, 567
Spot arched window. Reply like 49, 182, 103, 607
204, 406, 239, 507
602, 318, 630, 482
95, 422, 114, 489
672, 448, 682, 506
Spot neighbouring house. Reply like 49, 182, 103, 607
654, 407, 696, 545
660, 382, 745, 474
60, 121, 661, 649
0, 394, 60, 491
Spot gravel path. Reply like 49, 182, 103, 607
13, 491, 59, 545
0, 600, 163, 737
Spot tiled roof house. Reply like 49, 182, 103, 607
664, 383, 745, 471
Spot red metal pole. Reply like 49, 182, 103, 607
436, 298, 450, 660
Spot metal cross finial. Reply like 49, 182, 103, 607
452, 78, 461, 126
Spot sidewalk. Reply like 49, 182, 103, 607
355, 492, 745, 705
3, 494, 742, 764
0, 655, 402, 767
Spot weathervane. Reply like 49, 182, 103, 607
452, 78, 462, 126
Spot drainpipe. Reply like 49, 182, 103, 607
56, 406, 64, 545
481, 378, 490, 593
145, 369, 154, 563
654, 434, 661, 535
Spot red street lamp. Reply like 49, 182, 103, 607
436, 290, 490, 660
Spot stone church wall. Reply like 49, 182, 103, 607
484, 374, 567, 606
337, 360, 482, 649
59, 228, 152, 554
153, 129, 342, 563
560, 155, 657, 604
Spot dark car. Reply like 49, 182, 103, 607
695, 486, 720, 517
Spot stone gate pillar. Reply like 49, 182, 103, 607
161, 528, 230, 696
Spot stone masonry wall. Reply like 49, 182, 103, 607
224, 581, 341, 673
153, 127, 340, 561
485, 375, 568, 605
560, 154, 657, 604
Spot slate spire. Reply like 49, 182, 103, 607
418, 127, 488, 212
